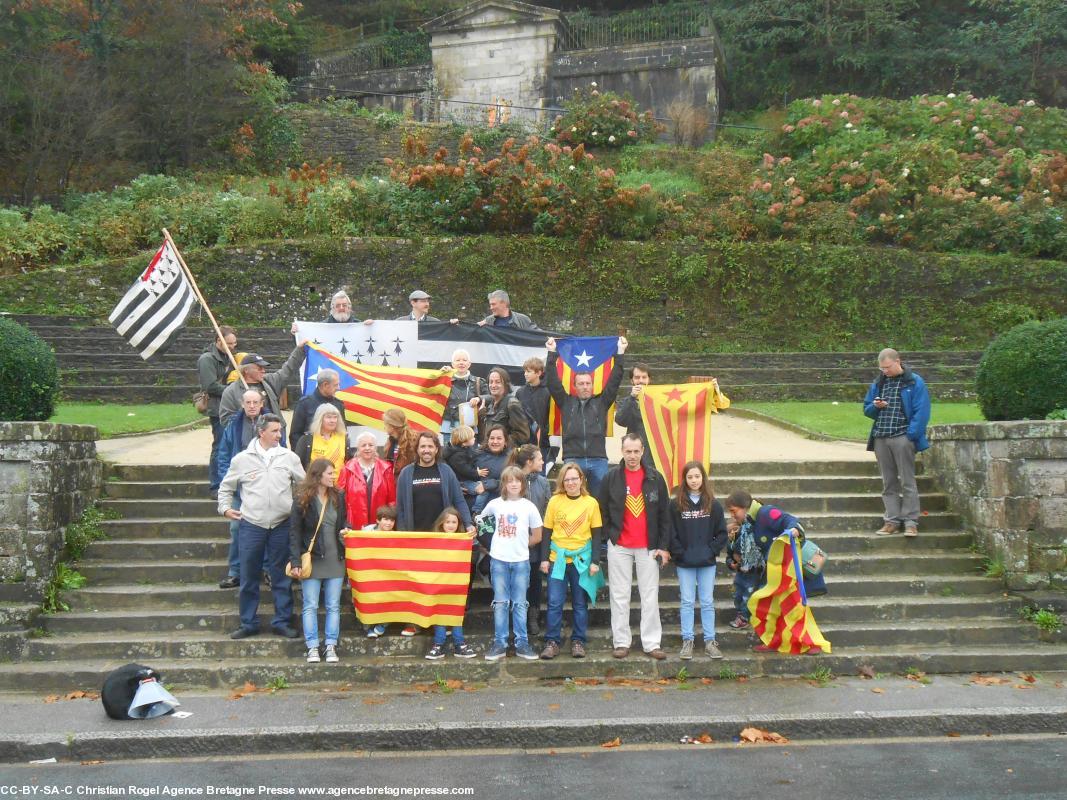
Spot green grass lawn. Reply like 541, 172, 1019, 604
739, 402, 985, 441
49, 403, 204, 437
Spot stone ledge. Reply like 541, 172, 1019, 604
0, 422, 98, 443
930, 420, 1067, 442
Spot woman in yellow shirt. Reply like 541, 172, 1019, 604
538, 462, 603, 660
294, 405, 351, 484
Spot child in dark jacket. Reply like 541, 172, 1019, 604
472, 425, 510, 515
669, 462, 728, 660
443, 425, 482, 514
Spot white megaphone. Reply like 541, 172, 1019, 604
127, 678, 180, 719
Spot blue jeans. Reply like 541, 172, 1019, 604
208, 415, 224, 490
678, 564, 716, 642
472, 488, 498, 516
226, 495, 268, 579
545, 561, 588, 644
433, 625, 465, 645
301, 576, 343, 649
572, 457, 609, 498
490, 558, 530, 648
237, 519, 293, 632
733, 569, 763, 621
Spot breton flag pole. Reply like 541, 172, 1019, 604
161, 228, 246, 388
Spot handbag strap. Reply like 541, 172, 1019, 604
305, 496, 328, 555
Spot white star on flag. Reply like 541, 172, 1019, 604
575, 350, 593, 367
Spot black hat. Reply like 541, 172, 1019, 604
240, 353, 269, 367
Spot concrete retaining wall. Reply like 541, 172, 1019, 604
926, 421, 1067, 590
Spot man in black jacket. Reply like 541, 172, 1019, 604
197, 326, 238, 494
599, 433, 671, 661
289, 368, 346, 449
544, 335, 626, 496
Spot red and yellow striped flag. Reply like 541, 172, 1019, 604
344, 531, 473, 627
305, 342, 451, 432
638, 382, 722, 491
749, 533, 832, 654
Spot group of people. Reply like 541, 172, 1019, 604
203, 289, 933, 665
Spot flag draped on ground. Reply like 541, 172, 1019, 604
108, 240, 196, 359
304, 342, 451, 432
547, 335, 618, 436
344, 531, 474, 627
748, 531, 832, 654
638, 381, 728, 490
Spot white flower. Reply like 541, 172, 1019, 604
608, 135, 616, 143
568, 165, 575, 171
971, 126, 979, 132
979, 177, 991, 186
845, 122, 853, 129
571, 126, 577, 132
947, 92, 956, 99
901, 167, 910, 177
590, 82, 597, 88
591, 131, 598, 137
832, 98, 841, 106
1026, 99, 1036, 107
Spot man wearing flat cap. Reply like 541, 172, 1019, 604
397, 290, 440, 322
218, 342, 306, 442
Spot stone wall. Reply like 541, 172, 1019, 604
296, 64, 433, 116
0, 423, 102, 599
925, 421, 1067, 590
549, 38, 722, 140
289, 109, 464, 175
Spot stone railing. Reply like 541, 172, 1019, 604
0, 422, 102, 599
925, 421, 1067, 590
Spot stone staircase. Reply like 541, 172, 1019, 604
12, 314, 979, 403
2, 460, 1063, 693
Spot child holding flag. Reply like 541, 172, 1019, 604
425, 508, 478, 660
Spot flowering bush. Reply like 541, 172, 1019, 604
551, 86, 661, 149
729, 93, 1067, 257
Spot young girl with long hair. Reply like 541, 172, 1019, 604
424, 507, 478, 660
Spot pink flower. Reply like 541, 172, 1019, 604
627, 130, 637, 137
782, 124, 795, 133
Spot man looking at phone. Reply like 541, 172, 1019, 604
863, 348, 931, 537
598, 433, 672, 660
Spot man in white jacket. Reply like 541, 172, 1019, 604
218, 414, 306, 640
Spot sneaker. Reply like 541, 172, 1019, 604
679, 639, 694, 660
366, 624, 386, 638
324, 645, 339, 663
454, 642, 477, 659
571, 640, 586, 659
306, 647, 320, 664
401, 625, 418, 637
540, 641, 560, 660
705, 641, 724, 660
728, 615, 749, 630
425, 644, 447, 660
904, 524, 918, 538
875, 522, 900, 536
484, 642, 507, 661
218, 575, 239, 589
514, 642, 539, 660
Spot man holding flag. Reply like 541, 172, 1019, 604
545, 335, 626, 497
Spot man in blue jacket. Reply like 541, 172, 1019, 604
863, 348, 932, 537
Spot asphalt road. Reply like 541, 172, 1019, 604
3, 736, 1064, 800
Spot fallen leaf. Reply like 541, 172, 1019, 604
80, 760, 104, 765
229, 682, 260, 700
601, 737, 622, 748
737, 676, 749, 683
700, 678, 713, 685
739, 726, 789, 744
484, 708, 496, 714
601, 691, 615, 701
1013, 684, 1035, 690
1019, 673, 1037, 683
695, 732, 714, 744
444, 679, 464, 690
857, 665, 876, 680
575, 678, 603, 686
641, 687, 664, 694
548, 750, 557, 756
946, 732, 962, 738
362, 697, 386, 706
548, 703, 561, 712
905, 671, 927, 682
871, 688, 885, 694
971, 675, 1012, 686
64, 690, 99, 700
655, 678, 671, 685
1054, 681, 1064, 689
43, 695, 59, 704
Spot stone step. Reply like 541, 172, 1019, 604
0, 643, 1063, 692
23, 617, 1039, 662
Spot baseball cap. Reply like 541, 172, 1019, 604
240, 353, 269, 367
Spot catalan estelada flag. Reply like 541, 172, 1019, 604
749, 531, 831, 655
304, 342, 451, 432
638, 382, 724, 491
344, 531, 473, 628
547, 336, 617, 436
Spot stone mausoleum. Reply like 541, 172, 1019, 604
298, 0, 725, 138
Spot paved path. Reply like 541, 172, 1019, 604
97, 412, 870, 465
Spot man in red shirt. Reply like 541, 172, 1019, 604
598, 433, 672, 659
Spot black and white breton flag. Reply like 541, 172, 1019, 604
293, 320, 554, 385
108, 241, 197, 360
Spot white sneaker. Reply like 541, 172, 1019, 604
306, 647, 320, 663
324, 645, 339, 663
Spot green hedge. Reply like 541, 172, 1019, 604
976, 317, 1067, 420
2, 238, 1066, 352
0, 317, 59, 420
